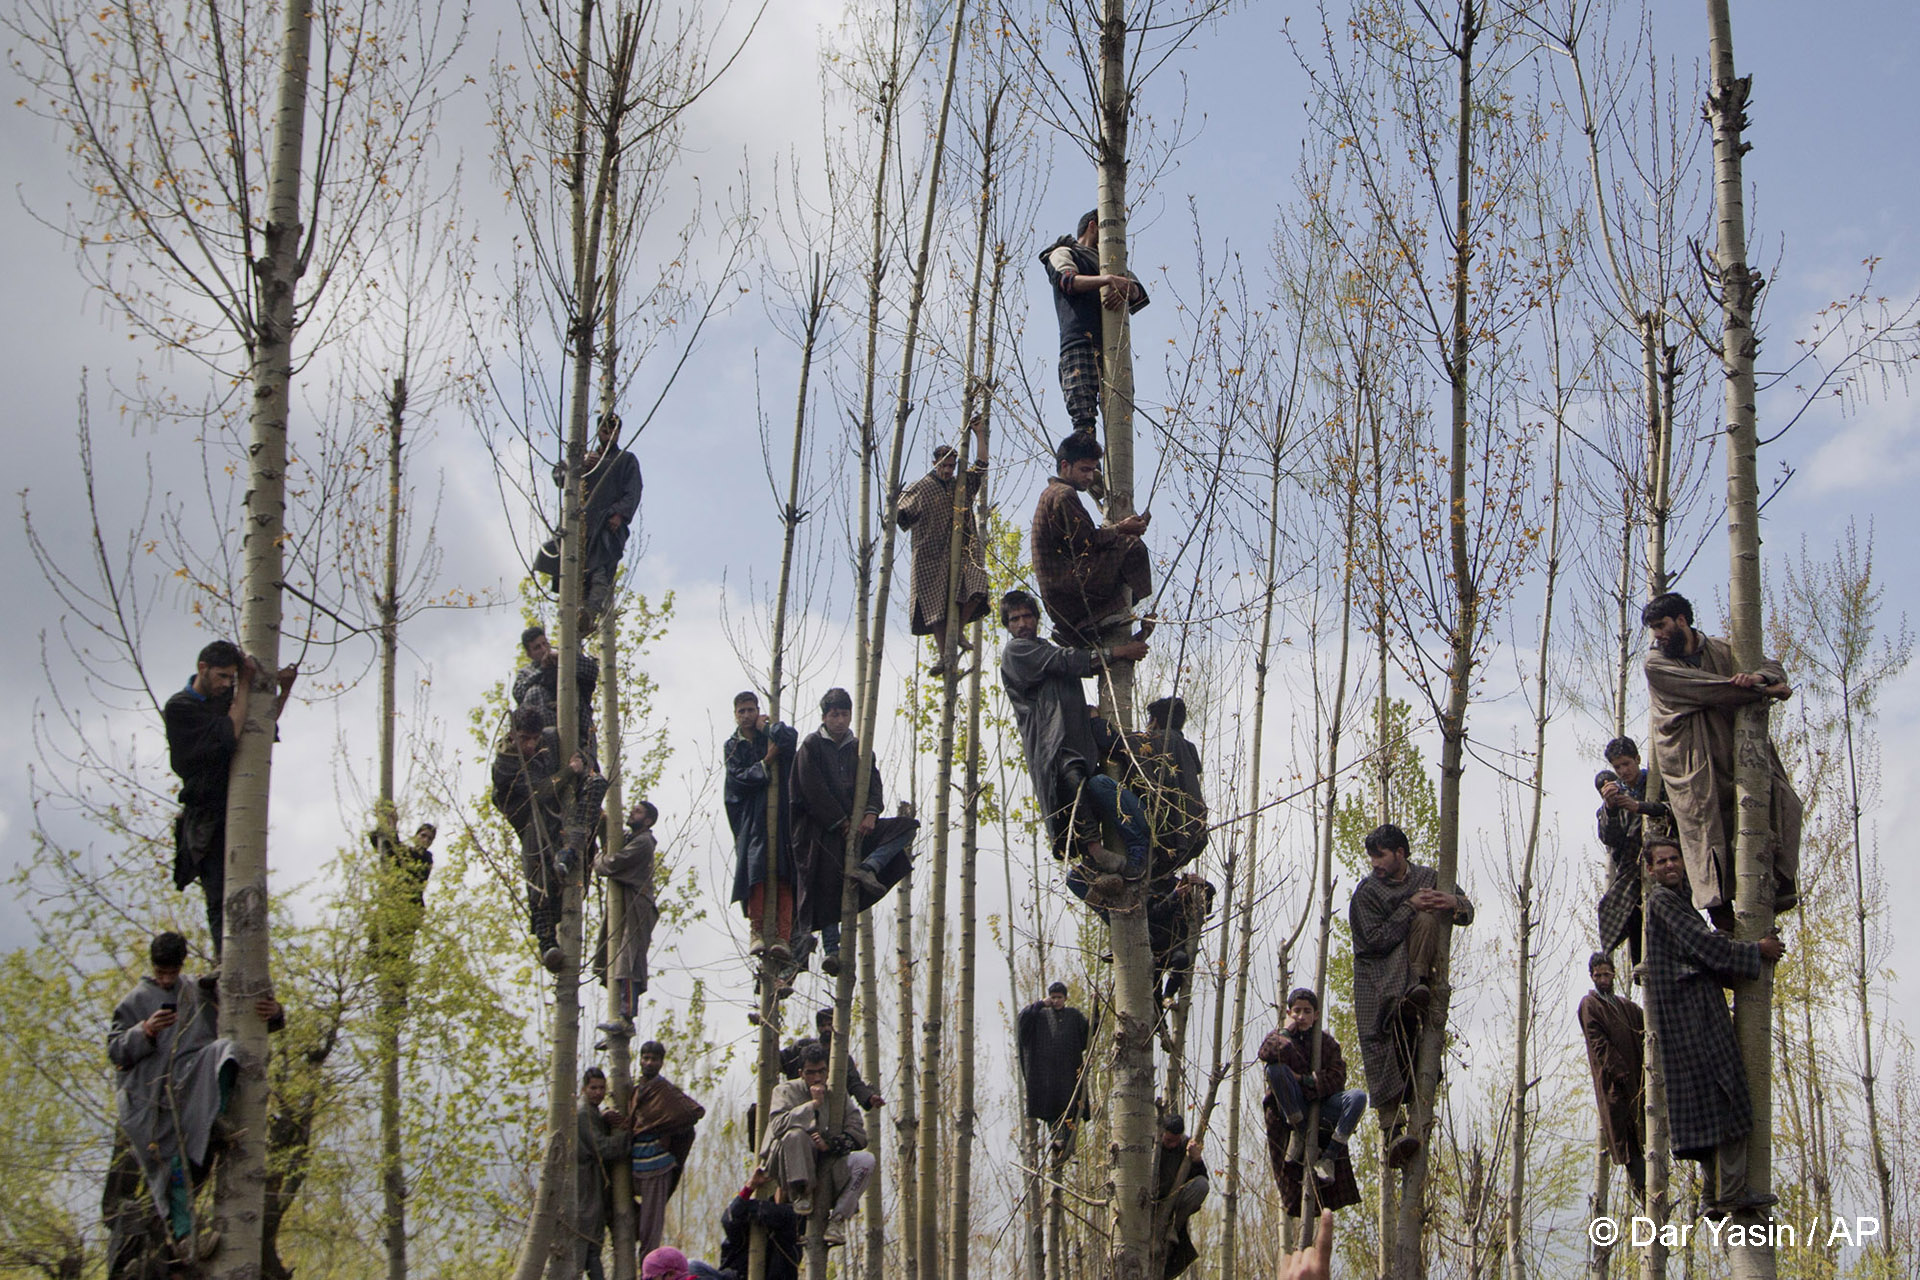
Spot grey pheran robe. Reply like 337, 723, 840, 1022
108, 975, 238, 1224
1644, 633, 1802, 913
1000, 634, 1102, 853
595, 822, 659, 994
1347, 863, 1474, 1109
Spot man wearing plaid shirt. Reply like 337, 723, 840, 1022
1641, 836, 1784, 1214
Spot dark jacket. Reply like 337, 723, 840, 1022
164, 678, 236, 887
490, 727, 567, 855
790, 727, 882, 930
1038, 236, 1150, 352
1016, 1001, 1092, 1124
718, 1188, 800, 1280
1000, 635, 1102, 853
1257, 1026, 1349, 1102
724, 722, 798, 907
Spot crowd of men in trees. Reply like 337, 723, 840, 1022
116, 203, 1805, 1280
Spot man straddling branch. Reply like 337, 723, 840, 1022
758, 1042, 873, 1247
790, 687, 917, 977
1578, 952, 1646, 1200
998, 589, 1152, 908
1030, 431, 1155, 652
105, 931, 284, 1270
1347, 822, 1473, 1170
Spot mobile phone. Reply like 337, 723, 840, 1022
160, 1003, 177, 1013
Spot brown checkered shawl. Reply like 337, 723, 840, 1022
1642, 881, 1763, 1153
1029, 476, 1151, 646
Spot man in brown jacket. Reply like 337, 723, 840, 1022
1577, 953, 1645, 1199
1030, 431, 1153, 649
1641, 591, 1800, 930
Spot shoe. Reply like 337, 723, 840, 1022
791, 1192, 813, 1216
848, 864, 885, 897
822, 952, 841, 978
1314, 1153, 1338, 1183
594, 1039, 608, 1052
1122, 848, 1150, 882
1285, 1130, 1305, 1163
596, 1019, 634, 1037
777, 977, 795, 1000
1387, 1135, 1421, 1169
1082, 841, 1127, 874
542, 947, 566, 973
1403, 983, 1432, 1017
763, 941, 793, 965
928, 659, 949, 678
1083, 874, 1131, 910
172, 1228, 220, 1262
824, 1216, 848, 1246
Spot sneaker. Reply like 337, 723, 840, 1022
763, 941, 793, 965
1121, 843, 1150, 882
822, 952, 841, 978
542, 947, 566, 973
791, 1192, 813, 1216
1082, 841, 1127, 874
824, 1216, 848, 1246
1314, 1152, 1338, 1183
596, 1019, 635, 1037
848, 864, 885, 897
1403, 983, 1432, 1017
1387, 1135, 1421, 1169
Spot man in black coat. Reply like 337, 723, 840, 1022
789, 688, 917, 975
1016, 982, 1092, 1158
163, 639, 296, 952
549, 411, 642, 628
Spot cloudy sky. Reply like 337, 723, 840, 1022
3, 0, 1917, 1218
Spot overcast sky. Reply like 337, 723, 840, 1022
4, 3, 1917, 1231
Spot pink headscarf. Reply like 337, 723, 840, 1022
640, 1246, 689, 1279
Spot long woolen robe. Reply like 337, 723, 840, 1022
575, 1098, 627, 1263
108, 976, 239, 1224
723, 722, 798, 912
1578, 988, 1645, 1167
1644, 634, 1802, 913
790, 726, 915, 932
594, 821, 659, 997
1016, 1001, 1092, 1124
1347, 864, 1474, 1109
896, 462, 990, 636
1642, 881, 1764, 1154
1000, 635, 1102, 856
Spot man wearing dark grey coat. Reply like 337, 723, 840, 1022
106, 932, 283, 1263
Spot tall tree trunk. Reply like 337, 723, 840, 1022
208, 0, 309, 1270
1704, 6, 1777, 1277
377, 376, 412, 1280
595, 152, 640, 1280
1219, 420, 1286, 1280
1391, 8, 1480, 1275
894, 868, 919, 1280
822, 6, 967, 1275
1841, 671, 1896, 1263
1093, 7, 1156, 1276
948, 119, 1006, 1278
1506, 377, 1568, 1280
516, 12, 636, 1279
746, 247, 823, 1280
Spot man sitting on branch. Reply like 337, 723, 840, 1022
998, 589, 1151, 906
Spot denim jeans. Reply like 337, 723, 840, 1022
1266, 1062, 1367, 1143
1081, 773, 1150, 875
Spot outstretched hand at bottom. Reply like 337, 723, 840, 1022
1280, 1209, 1334, 1279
